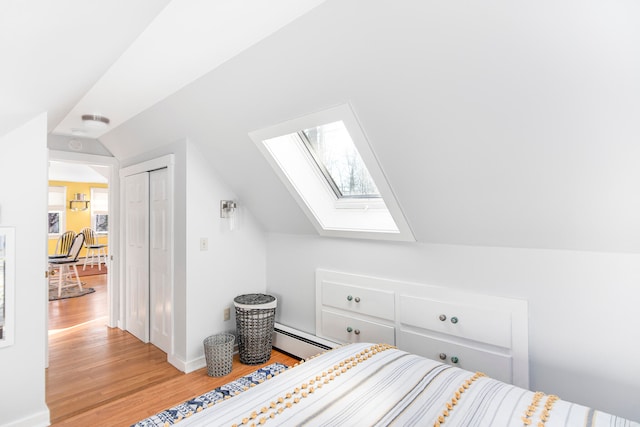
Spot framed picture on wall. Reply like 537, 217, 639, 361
48, 212, 60, 234
0, 227, 15, 347
95, 214, 108, 234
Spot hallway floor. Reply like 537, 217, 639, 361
46, 274, 297, 426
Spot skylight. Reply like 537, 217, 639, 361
250, 104, 414, 241
300, 121, 380, 199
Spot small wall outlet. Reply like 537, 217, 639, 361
223, 307, 231, 321
200, 237, 208, 251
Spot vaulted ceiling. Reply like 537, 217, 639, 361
4, 1, 640, 252
0, 0, 170, 137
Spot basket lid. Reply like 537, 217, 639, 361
234, 293, 277, 309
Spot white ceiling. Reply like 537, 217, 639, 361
56, 0, 326, 139
0, 0, 171, 138
5, 1, 640, 252
1, 0, 326, 139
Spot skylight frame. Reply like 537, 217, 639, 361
297, 130, 344, 199
250, 104, 415, 242
297, 123, 382, 200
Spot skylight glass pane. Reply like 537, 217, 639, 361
302, 121, 380, 198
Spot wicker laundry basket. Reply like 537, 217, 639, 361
234, 294, 277, 365
203, 333, 235, 376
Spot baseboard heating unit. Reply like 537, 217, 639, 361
272, 322, 338, 360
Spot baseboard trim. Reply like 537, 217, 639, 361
2, 408, 50, 427
167, 353, 189, 373
272, 323, 338, 360
173, 345, 240, 374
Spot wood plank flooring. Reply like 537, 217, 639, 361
47, 274, 299, 426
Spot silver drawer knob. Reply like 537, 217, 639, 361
347, 326, 353, 333
347, 295, 353, 301
354, 297, 361, 303
439, 353, 447, 360
354, 329, 360, 335
439, 314, 447, 321
451, 356, 459, 364
450, 316, 459, 324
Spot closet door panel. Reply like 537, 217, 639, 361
149, 168, 171, 354
124, 172, 150, 343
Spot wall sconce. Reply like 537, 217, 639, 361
220, 200, 237, 231
69, 193, 90, 211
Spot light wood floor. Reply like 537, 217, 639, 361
46, 274, 299, 426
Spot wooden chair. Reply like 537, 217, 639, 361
52, 230, 75, 257
48, 233, 85, 298
80, 227, 107, 271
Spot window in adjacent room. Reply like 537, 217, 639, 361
48, 186, 66, 237
249, 104, 414, 241
90, 187, 109, 234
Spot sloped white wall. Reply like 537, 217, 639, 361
100, 0, 640, 254
0, 115, 50, 426
184, 141, 267, 368
266, 233, 640, 422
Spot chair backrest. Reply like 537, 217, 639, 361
56, 231, 75, 255
80, 227, 96, 246
67, 233, 85, 261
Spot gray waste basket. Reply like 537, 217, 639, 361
203, 333, 235, 376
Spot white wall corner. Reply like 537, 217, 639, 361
167, 353, 190, 373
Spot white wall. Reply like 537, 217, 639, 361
184, 141, 267, 368
121, 139, 267, 370
0, 115, 50, 426
266, 233, 640, 422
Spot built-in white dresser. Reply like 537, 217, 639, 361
318, 280, 396, 345
315, 269, 529, 388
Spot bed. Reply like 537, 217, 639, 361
143, 342, 638, 427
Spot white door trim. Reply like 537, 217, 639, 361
120, 154, 175, 176
48, 150, 119, 328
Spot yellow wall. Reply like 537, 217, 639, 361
48, 181, 109, 257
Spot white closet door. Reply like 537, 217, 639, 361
124, 172, 150, 343
149, 168, 171, 354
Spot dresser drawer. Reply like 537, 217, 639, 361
399, 295, 512, 348
321, 281, 394, 320
398, 329, 512, 383
320, 309, 395, 345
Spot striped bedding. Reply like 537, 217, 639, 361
176, 343, 638, 427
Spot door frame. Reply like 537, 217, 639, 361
48, 150, 120, 328
119, 154, 175, 355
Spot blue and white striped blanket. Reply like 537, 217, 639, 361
132, 363, 288, 427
